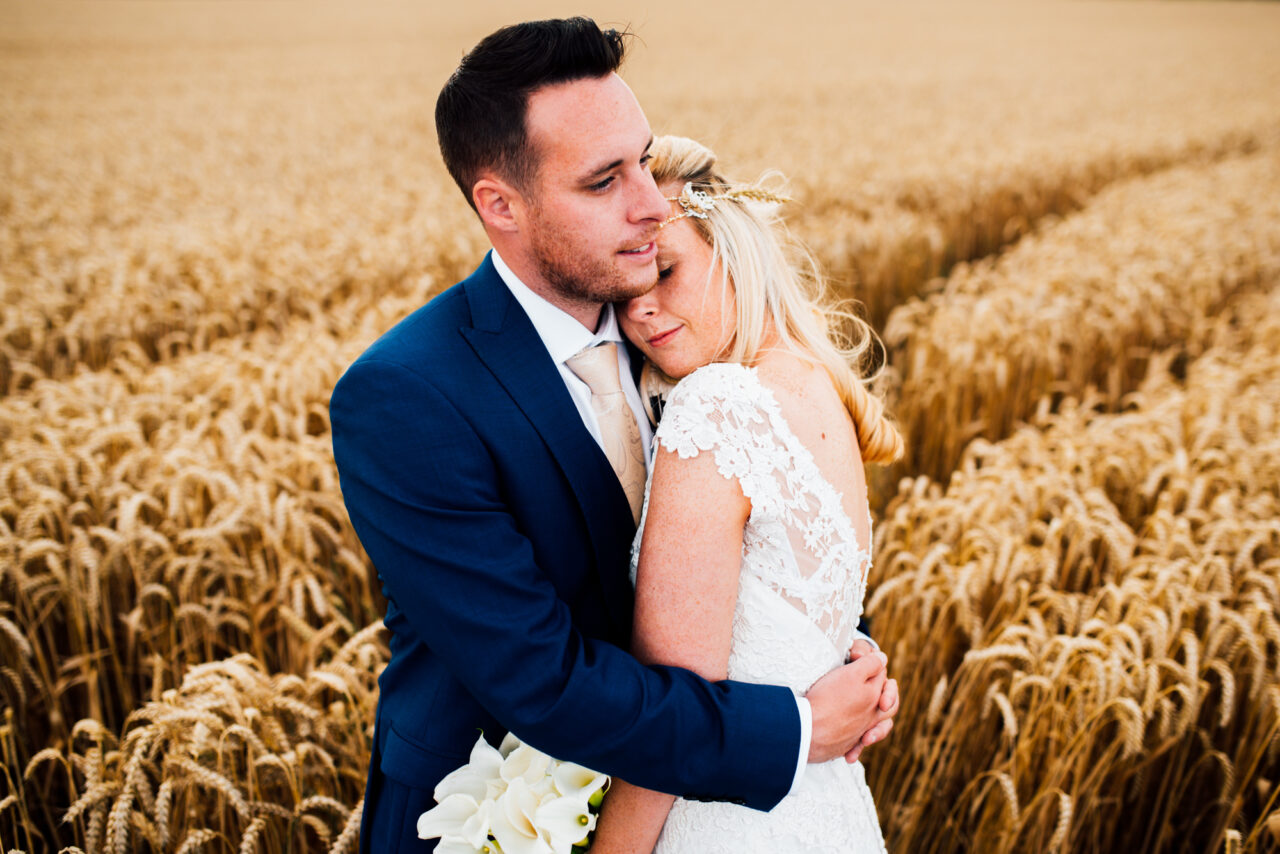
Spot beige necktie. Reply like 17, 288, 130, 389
566, 342, 646, 525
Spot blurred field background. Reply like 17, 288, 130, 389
2, 1, 1278, 852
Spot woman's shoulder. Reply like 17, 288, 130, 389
668, 361, 762, 405
665, 352, 821, 417
656, 363, 773, 458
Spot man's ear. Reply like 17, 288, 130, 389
473, 176, 524, 234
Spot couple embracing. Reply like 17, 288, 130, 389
330, 17, 904, 854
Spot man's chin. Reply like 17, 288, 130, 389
538, 257, 656, 305
612, 279, 657, 303
612, 263, 659, 300
580, 272, 656, 304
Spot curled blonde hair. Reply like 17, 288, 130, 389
650, 135, 903, 465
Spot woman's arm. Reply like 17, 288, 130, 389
590, 444, 751, 852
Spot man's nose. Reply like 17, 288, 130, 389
630, 172, 670, 225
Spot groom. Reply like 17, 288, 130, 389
331, 18, 897, 852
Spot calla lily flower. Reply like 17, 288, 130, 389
436, 734, 506, 803
435, 840, 486, 854
502, 742, 552, 787
418, 731, 609, 854
490, 777, 553, 854
532, 774, 560, 804
552, 762, 609, 804
535, 796, 595, 854
456, 799, 495, 849
417, 793, 481, 842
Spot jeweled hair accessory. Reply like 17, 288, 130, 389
661, 181, 792, 227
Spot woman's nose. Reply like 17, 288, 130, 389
626, 292, 659, 320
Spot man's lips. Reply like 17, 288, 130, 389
619, 241, 657, 260
647, 326, 680, 347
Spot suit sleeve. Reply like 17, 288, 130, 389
331, 357, 801, 810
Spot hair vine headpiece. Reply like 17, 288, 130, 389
661, 181, 792, 227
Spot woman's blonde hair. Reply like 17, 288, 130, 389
649, 135, 903, 465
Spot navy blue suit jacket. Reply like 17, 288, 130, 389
330, 255, 801, 853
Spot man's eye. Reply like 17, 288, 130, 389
640, 154, 653, 169
589, 176, 615, 192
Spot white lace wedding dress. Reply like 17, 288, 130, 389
630, 362, 888, 854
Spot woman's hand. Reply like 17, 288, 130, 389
842, 639, 899, 763
804, 641, 899, 764
805, 650, 890, 763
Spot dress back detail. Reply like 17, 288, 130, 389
632, 362, 874, 692
630, 362, 888, 853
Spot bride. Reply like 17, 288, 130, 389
589, 136, 904, 853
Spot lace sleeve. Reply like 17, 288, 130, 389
653, 364, 781, 509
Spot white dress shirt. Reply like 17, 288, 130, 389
491, 248, 814, 794
492, 250, 653, 454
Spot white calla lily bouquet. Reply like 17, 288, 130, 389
417, 732, 609, 854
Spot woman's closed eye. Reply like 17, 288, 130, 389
657, 264, 674, 280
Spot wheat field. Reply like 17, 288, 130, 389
2, 1, 1279, 852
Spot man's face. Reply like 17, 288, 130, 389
518, 73, 669, 306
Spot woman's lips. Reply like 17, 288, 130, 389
648, 326, 680, 347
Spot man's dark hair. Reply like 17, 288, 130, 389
435, 17, 628, 211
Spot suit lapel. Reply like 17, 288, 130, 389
459, 257, 636, 634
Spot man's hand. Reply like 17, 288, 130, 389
842, 639, 899, 764
804, 649, 892, 763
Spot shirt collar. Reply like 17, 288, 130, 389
491, 249, 625, 364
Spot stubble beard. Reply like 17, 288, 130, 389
528, 217, 657, 307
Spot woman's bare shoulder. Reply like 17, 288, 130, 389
752, 348, 831, 406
